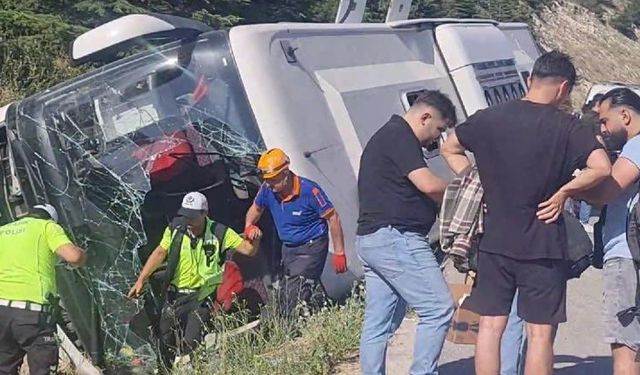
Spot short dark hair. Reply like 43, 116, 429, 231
531, 50, 577, 90
412, 90, 457, 126
582, 93, 604, 112
29, 208, 52, 221
601, 87, 640, 114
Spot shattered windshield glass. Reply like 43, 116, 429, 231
8, 32, 265, 371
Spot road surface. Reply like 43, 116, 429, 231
335, 264, 612, 374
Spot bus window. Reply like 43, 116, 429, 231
405, 90, 425, 107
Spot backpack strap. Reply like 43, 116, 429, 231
160, 217, 188, 302
212, 221, 229, 267
627, 191, 640, 264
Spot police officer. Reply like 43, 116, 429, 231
244, 148, 347, 315
0, 204, 87, 375
127, 192, 260, 366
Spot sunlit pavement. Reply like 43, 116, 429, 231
336, 229, 612, 375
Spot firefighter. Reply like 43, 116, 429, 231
0, 204, 87, 375
244, 148, 347, 316
127, 192, 260, 367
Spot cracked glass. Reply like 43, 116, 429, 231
6, 32, 266, 371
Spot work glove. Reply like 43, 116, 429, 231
332, 253, 348, 273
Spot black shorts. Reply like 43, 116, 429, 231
466, 251, 569, 324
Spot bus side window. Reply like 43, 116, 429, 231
402, 89, 428, 111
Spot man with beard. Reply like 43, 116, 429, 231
578, 87, 640, 375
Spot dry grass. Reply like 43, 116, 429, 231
172, 283, 365, 375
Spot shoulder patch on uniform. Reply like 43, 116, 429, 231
312, 187, 327, 207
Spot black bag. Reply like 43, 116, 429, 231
564, 211, 593, 279
626, 198, 640, 263
592, 206, 606, 269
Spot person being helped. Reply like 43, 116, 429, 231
441, 50, 611, 375
244, 148, 347, 316
576, 88, 640, 375
128, 192, 260, 366
0, 204, 87, 375
357, 90, 457, 375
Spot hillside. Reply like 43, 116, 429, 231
2, 1, 640, 109
533, 1, 640, 106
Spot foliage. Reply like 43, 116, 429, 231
172, 284, 366, 375
611, 0, 640, 39
0, 0, 637, 105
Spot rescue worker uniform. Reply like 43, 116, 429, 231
157, 216, 244, 365
0, 215, 73, 375
254, 174, 336, 316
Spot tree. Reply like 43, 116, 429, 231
611, 0, 640, 39
443, 0, 479, 18
0, 0, 251, 104
412, 0, 447, 18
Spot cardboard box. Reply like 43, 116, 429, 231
446, 282, 479, 345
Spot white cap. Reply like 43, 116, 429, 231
34, 204, 59, 223
178, 192, 208, 218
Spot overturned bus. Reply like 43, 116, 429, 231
0, 8, 540, 372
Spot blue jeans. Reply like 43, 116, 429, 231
501, 293, 526, 375
579, 201, 591, 224
356, 227, 454, 375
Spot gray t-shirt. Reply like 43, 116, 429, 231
603, 135, 640, 261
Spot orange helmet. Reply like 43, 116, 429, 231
257, 148, 290, 179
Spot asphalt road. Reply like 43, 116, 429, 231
335, 264, 612, 374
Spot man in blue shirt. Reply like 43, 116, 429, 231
579, 87, 640, 375
244, 148, 347, 315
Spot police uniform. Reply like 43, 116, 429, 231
157, 217, 243, 364
0, 217, 72, 375
254, 174, 335, 314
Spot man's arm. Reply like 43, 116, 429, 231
128, 246, 168, 298
56, 244, 87, 267
233, 237, 260, 257
327, 211, 345, 255
327, 211, 348, 273
407, 168, 448, 203
244, 203, 264, 241
245, 203, 264, 228
576, 157, 640, 205
441, 132, 472, 175
537, 148, 612, 223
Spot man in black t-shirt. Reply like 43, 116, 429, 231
441, 51, 611, 375
356, 90, 457, 375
